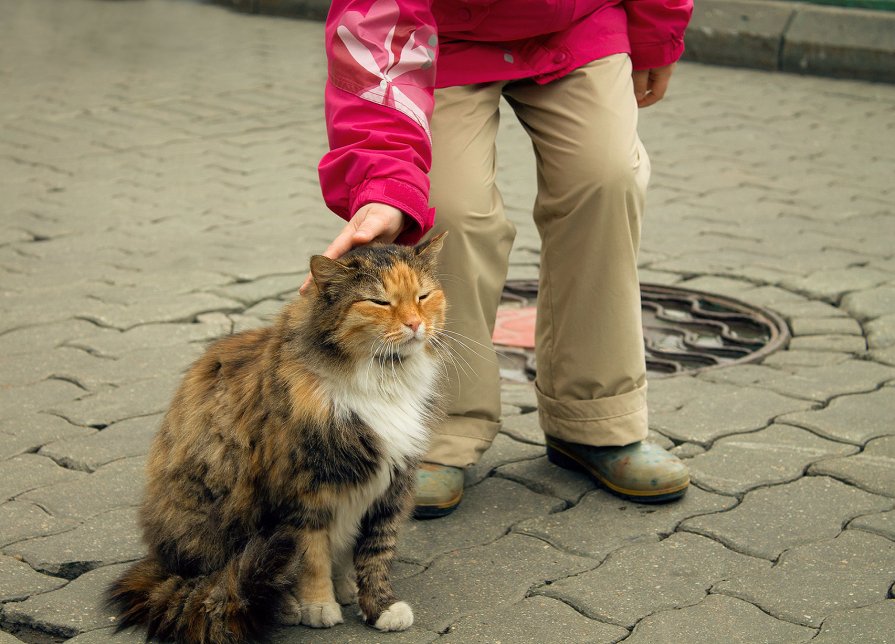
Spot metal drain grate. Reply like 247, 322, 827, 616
495, 281, 790, 381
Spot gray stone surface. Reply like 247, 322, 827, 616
0, 502, 78, 549
395, 533, 595, 633
39, 415, 159, 472
499, 411, 543, 445
788, 316, 862, 337
842, 285, 895, 321
0, 414, 95, 461
6, 507, 144, 578
464, 433, 543, 486
648, 377, 813, 445
0, 454, 87, 503
18, 456, 144, 520
786, 334, 867, 353
542, 532, 770, 628
1, 563, 129, 637
715, 530, 895, 627
398, 478, 564, 565
781, 386, 895, 445
497, 455, 596, 503
700, 360, 895, 402
67, 319, 229, 358
761, 350, 851, 368
440, 595, 627, 643
0, 555, 67, 602
682, 476, 893, 560
812, 601, 895, 644
810, 435, 895, 497
867, 314, 895, 350
516, 487, 736, 559
850, 509, 895, 541
49, 378, 176, 428
624, 594, 816, 644
687, 423, 857, 495
273, 620, 439, 643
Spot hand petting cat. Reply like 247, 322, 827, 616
300, 202, 405, 294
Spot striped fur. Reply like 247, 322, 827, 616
107, 236, 447, 643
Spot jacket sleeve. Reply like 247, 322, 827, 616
624, 0, 693, 70
318, 0, 437, 245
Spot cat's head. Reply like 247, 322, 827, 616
306, 233, 447, 362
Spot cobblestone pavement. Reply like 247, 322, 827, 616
2, 0, 894, 642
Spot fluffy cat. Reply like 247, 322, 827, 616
107, 234, 447, 643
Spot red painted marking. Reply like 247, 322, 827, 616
492, 306, 537, 349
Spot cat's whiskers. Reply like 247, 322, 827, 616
435, 329, 501, 367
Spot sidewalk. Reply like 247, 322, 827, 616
1, 0, 894, 641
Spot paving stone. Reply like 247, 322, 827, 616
19, 456, 144, 520
242, 298, 282, 320
515, 486, 735, 559
500, 383, 538, 410
64, 626, 155, 643
0, 380, 84, 419
6, 507, 144, 578
0, 320, 100, 358
812, 600, 895, 644
39, 415, 159, 472
0, 454, 87, 503
399, 478, 564, 565
208, 273, 302, 305
767, 300, 848, 320
67, 319, 229, 358
1, 562, 129, 637
841, 285, 895, 321
496, 456, 596, 503
809, 435, 895, 497
761, 350, 851, 368
687, 424, 857, 495
789, 317, 862, 337
440, 595, 627, 643
0, 555, 68, 603
866, 314, 895, 349
683, 476, 892, 560
464, 433, 542, 486
0, 633, 27, 643
782, 267, 891, 301
850, 509, 895, 541
541, 532, 770, 628
500, 411, 543, 445
624, 593, 816, 644
648, 378, 813, 445
0, 502, 78, 549
670, 441, 705, 458
80, 292, 241, 330
228, 313, 267, 334
715, 530, 895, 627
49, 377, 175, 427
870, 345, 895, 367
395, 533, 595, 632
787, 334, 867, 353
0, 414, 94, 460
780, 386, 895, 445
700, 360, 895, 402
272, 619, 438, 643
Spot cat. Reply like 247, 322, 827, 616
107, 233, 447, 643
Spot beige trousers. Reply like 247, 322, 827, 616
425, 54, 651, 468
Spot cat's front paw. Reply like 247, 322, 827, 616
301, 601, 344, 628
374, 601, 414, 632
334, 576, 357, 605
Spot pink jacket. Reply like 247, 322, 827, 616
319, 0, 693, 244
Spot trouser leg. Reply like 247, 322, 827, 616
503, 54, 651, 446
424, 81, 515, 468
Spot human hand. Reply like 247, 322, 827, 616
299, 202, 406, 294
632, 63, 675, 108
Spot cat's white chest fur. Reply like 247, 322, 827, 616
324, 351, 438, 558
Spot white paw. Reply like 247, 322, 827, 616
334, 576, 357, 605
301, 601, 344, 628
374, 601, 414, 632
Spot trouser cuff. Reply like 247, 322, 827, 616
536, 382, 649, 447
425, 415, 500, 468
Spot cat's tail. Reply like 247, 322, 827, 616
106, 532, 296, 644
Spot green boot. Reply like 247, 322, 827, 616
414, 462, 464, 519
546, 437, 689, 503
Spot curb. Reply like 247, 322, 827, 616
212, 0, 895, 83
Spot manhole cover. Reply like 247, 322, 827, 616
494, 281, 790, 382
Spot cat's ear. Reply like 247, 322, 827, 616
414, 231, 447, 262
310, 255, 350, 290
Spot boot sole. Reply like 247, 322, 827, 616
546, 444, 688, 504
413, 491, 463, 520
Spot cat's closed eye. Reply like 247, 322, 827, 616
418, 292, 431, 301
367, 298, 391, 306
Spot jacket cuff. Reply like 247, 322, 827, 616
629, 36, 685, 70
350, 177, 435, 246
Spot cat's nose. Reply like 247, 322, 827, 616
405, 319, 421, 333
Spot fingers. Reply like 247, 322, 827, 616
634, 63, 675, 109
632, 69, 649, 106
